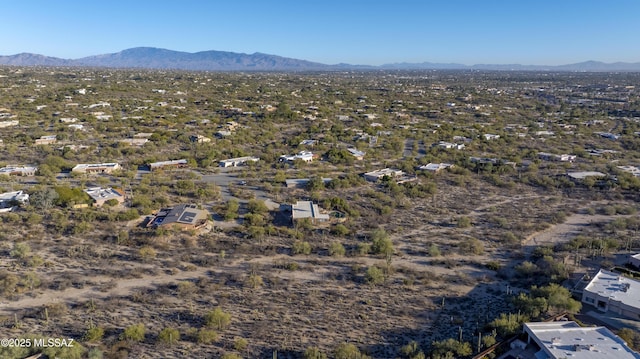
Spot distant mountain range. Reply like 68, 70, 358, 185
1, 47, 639, 72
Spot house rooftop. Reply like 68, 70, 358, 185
291, 201, 329, 221
567, 171, 607, 180
84, 187, 124, 202
584, 269, 640, 311
524, 321, 640, 359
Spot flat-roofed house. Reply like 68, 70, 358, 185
34, 135, 57, 145
291, 201, 329, 225
72, 163, 121, 174
148, 159, 188, 171
629, 253, 640, 269
582, 269, 640, 321
418, 163, 454, 173
84, 187, 126, 207
279, 151, 314, 163
0, 190, 29, 212
363, 168, 404, 182
522, 321, 640, 359
146, 204, 209, 230
0, 166, 37, 176
218, 156, 260, 168
347, 148, 366, 160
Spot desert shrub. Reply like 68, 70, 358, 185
138, 246, 157, 262
292, 240, 312, 255
334, 343, 370, 359
365, 266, 385, 285
158, 327, 180, 346
328, 242, 346, 257
304, 346, 327, 359
245, 274, 263, 289
121, 323, 145, 342
371, 229, 394, 256
205, 307, 231, 331
459, 238, 484, 255
431, 338, 472, 358
196, 329, 219, 344
234, 337, 248, 351
456, 216, 472, 228
84, 327, 105, 342
428, 244, 441, 257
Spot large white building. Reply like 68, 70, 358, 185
582, 269, 640, 321
522, 321, 640, 359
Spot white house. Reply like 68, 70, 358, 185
0, 190, 29, 212
522, 321, 640, 359
629, 253, 640, 269
539, 152, 576, 162
582, 269, 640, 321
418, 163, 454, 173
291, 201, 329, 224
280, 151, 314, 163
219, 156, 260, 168
483, 134, 500, 140
434, 141, 465, 150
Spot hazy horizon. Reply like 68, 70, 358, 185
1, 0, 639, 66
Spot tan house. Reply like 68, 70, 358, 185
34, 135, 57, 145
84, 187, 125, 207
72, 163, 121, 174
0, 166, 38, 176
146, 204, 209, 230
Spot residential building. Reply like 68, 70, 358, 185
434, 141, 465, 150
347, 148, 365, 160
190, 134, 211, 143
218, 156, 260, 168
299, 139, 317, 146
521, 321, 640, 359
483, 134, 500, 140
582, 269, 640, 320
148, 159, 188, 171
134, 132, 153, 138
291, 201, 329, 224
0, 166, 37, 176
279, 151, 314, 163
418, 163, 454, 173
617, 165, 640, 177
629, 253, 640, 269
34, 135, 57, 145
146, 204, 209, 230
72, 163, 121, 174
363, 168, 404, 182
215, 130, 232, 138
0, 190, 29, 213
119, 138, 148, 146
567, 171, 607, 181
84, 187, 126, 207
0, 120, 19, 128
596, 132, 621, 140
539, 152, 577, 162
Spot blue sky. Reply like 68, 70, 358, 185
1, 1, 639, 65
